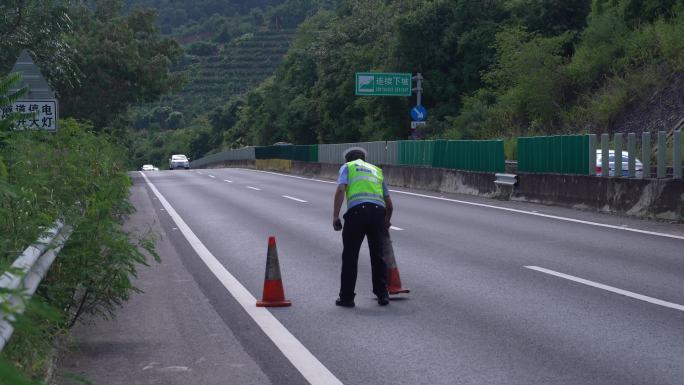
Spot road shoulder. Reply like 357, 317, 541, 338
54, 173, 272, 385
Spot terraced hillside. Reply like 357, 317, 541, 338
173, 29, 296, 114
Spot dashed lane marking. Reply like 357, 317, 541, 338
247, 186, 261, 191
139, 171, 343, 385
282, 195, 307, 203
224, 180, 233, 183
209, 175, 216, 178
390, 226, 404, 231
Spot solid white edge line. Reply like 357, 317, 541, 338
282, 195, 307, 203
236, 169, 684, 241
524, 265, 684, 312
247, 186, 261, 191
139, 172, 343, 385
389, 226, 404, 231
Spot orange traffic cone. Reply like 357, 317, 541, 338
256, 236, 292, 307
382, 230, 410, 295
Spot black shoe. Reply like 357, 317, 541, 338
335, 298, 355, 308
377, 296, 390, 306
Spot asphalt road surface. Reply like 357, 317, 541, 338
110, 168, 683, 385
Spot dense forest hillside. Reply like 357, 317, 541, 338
5, 0, 682, 168
226, 0, 684, 148
123, 0, 323, 166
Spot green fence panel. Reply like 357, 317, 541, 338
398, 140, 434, 166
429, 139, 504, 173
310, 145, 318, 162
255, 145, 318, 161
517, 135, 589, 174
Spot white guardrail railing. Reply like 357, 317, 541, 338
0, 221, 72, 352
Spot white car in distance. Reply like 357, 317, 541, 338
141, 164, 156, 171
169, 154, 190, 170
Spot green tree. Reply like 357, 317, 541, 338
0, 0, 79, 88
505, 0, 592, 36
57, 1, 183, 128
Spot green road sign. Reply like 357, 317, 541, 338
355, 72, 412, 96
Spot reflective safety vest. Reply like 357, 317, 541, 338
345, 159, 385, 209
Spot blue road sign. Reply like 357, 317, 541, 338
410, 105, 427, 121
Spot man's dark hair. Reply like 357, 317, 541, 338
345, 149, 366, 162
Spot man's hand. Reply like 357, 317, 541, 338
384, 196, 393, 230
333, 184, 346, 231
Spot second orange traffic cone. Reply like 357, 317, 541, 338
256, 236, 292, 307
382, 230, 410, 295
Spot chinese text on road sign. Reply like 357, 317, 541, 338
1, 100, 58, 131
355, 73, 412, 96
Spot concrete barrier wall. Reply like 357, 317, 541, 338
512, 173, 684, 221
197, 160, 683, 222
380, 164, 498, 197
255, 159, 293, 172
204, 159, 255, 169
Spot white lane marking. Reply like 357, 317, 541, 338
282, 195, 307, 203
197, 172, 204, 175
248, 169, 336, 184
525, 266, 684, 312
208, 175, 216, 179
390, 226, 404, 231
392, 191, 684, 241
158, 366, 190, 373
237, 169, 684, 241
139, 172, 343, 385
247, 186, 261, 191
224, 179, 233, 183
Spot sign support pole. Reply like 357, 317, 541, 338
413, 73, 423, 106
410, 73, 426, 139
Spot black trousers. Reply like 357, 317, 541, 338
339, 203, 388, 300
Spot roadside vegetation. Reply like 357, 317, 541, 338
1, 1, 171, 382
117, 0, 684, 164
0, 114, 159, 384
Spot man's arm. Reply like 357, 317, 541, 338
333, 184, 346, 230
384, 196, 393, 229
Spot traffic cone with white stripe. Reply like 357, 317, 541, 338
382, 231, 410, 295
256, 236, 292, 307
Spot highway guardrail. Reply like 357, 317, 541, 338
0, 221, 72, 352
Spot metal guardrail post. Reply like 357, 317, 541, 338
673, 131, 681, 179
614, 133, 623, 177
627, 133, 636, 177
642, 132, 651, 178
0, 221, 71, 352
657, 131, 666, 178
588, 134, 597, 175
601, 134, 609, 177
